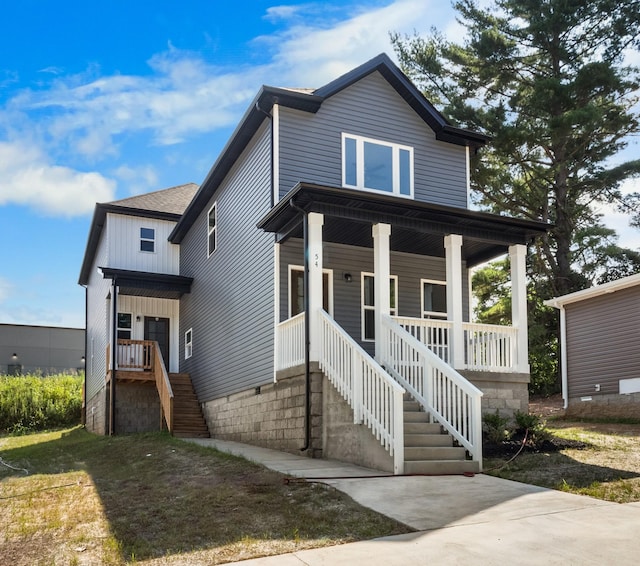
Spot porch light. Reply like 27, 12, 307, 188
11, 353, 17, 360
343, 272, 352, 282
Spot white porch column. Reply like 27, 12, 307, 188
445, 234, 464, 369
308, 212, 324, 362
373, 223, 391, 361
510, 244, 530, 373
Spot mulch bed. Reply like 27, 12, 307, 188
483, 431, 589, 458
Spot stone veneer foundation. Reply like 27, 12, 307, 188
566, 392, 640, 419
461, 371, 530, 418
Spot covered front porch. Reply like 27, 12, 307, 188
259, 183, 548, 474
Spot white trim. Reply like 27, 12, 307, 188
272, 103, 280, 205
273, 243, 280, 382
287, 264, 334, 318
545, 272, 640, 308
361, 272, 398, 342
465, 146, 471, 208
207, 201, 218, 257
558, 306, 568, 409
184, 328, 193, 360
420, 278, 448, 319
341, 132, 414, 198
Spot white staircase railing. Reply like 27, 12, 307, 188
382, 315, 483, 468
393, 316, 451, 363
319, 310, 405, 474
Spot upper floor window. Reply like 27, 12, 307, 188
342, 133, 413, 197
421, 279, 447, 319
140, 227, 155, 253
208, 202, 217, 257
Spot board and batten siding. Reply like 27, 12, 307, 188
280, 239, 469, 356
565, 285, 640, 398
278, 71, 468, 208
105, 214, 180, 275
179, 121, 275, 402
85, 228, 111, 401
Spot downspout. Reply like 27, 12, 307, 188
110, 279, 118, 435
558, 305, 569, 410
290, 198, 311, 452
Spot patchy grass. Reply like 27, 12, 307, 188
484, 420, 640, 503
0, 427, 411, 565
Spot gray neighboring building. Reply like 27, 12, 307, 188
0, 323, 85, 375
546, 273, 640, 418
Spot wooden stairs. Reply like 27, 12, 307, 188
403, 396, 479, 475
168, 373, 210, 438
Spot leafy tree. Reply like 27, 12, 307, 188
392, 0, 640, 392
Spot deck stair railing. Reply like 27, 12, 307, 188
318, 310, 405, 474
381, 315, 483, 468
151, 341, 174, 433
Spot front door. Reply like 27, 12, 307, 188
290, 268, 332, 317
144, 317, 170, 369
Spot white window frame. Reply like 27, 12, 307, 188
361, 272, 398, 342
342, 133, 414, 198
207, 202, 218, 257
117, 312, 133, 340
421, 278, 448, 319
288, 265, 334, 318
185, 328, 193, 359
140, 227, 155, 253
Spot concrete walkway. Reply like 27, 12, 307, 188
186, 438, 640, 565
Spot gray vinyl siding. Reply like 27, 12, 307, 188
280, 239, 469, 356
278, 71, 468, 207
179, 121, 274, 402
565, 285, 640, 398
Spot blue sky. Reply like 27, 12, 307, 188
0, 0, 638, 329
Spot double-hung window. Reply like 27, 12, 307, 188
342, 133, 413, 197
140, 227, 155, 252
421, 279, 447, 319
117, 313, 132, 340
362, 273, 398, 341
207, 203, 217, 257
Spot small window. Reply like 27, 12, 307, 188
421, 279, 447, 319
208, 203, 217, 257
362, 273, 398, 341
140, 227, 155, 252
288, 266, 332, 317
117, 312, 132, 340
342, 133, 413, 197
185, 328, 193, 359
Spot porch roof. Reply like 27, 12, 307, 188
257, 183, 549, 267
100, 267, 193, 299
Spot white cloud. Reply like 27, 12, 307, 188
0, 141, 116, 216
113, 164, 159, 196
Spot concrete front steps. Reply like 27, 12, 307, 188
169, 373, 210, 438
403, 398, 479, 475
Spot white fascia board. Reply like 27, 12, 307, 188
544, 273, 640, 309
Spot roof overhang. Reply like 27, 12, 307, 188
258, 183, 550, 267
545, 272, 640, 308
100, 267, 193, 299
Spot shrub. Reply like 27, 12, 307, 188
482, 410, 512, 444
513, 410, 551, 444
0, 373, 82, 433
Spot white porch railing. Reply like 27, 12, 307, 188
318, 310, 405, 474
276, 312, 306, 370
393, 316, 519, 372
382, 315, 483, 468
463, 322, 518, 372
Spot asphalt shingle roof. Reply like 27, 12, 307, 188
108, 182, 198, 215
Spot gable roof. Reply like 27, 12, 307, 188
169, 53, 489, 244
545, 273, 640, 308
78, 183, 198, 285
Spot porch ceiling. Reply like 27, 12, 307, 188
100, 267, 193, 299
258, 183, 549, 267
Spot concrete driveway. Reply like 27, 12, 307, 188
187, 438, 640, 565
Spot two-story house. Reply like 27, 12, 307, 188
79, 54, 547, 474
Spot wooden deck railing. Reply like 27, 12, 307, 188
106, 339, 174, 432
